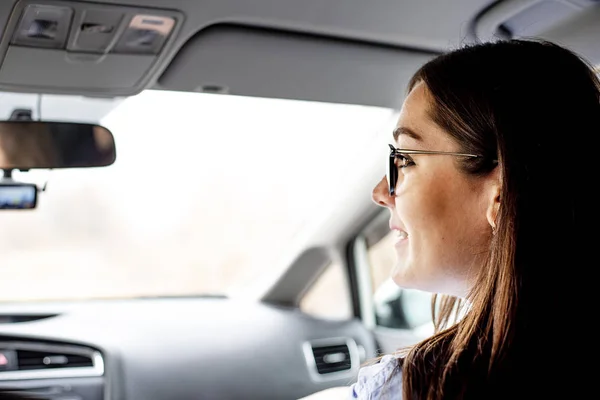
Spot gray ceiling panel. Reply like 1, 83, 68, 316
158, 25, 436, 108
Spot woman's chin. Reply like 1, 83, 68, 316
391, 262, 415, 289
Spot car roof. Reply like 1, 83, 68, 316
1, 0, 598, 107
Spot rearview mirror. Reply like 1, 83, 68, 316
0, 121, 116, 170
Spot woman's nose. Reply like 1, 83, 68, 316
372, 176, 395, 208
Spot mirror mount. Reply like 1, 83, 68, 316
1, 168, 13, 179
1, 168, 48, 194
9, 108, 34, 121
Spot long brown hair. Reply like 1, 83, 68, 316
0, 122, 60, 169
394, 39, 600, 399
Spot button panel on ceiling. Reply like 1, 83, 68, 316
10, 2, 176, 55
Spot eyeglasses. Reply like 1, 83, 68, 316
387, 144, 484, 196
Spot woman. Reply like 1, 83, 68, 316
302, 38, 598, 399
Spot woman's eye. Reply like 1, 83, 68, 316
396, 154, 415, 168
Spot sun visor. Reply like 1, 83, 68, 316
0, 0, 183, 96
157, 25, 435, 109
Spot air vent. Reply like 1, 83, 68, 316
0, 341, 103, 381
17, 349, 94, 370
312, 344, 351, 374
303, 338, 359, 382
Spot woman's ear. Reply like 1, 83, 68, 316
485, 168, 502, 232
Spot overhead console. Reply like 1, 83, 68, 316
0, 0, 183, 96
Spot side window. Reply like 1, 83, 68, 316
300, 262, 353, 320
367, 230, 433, 331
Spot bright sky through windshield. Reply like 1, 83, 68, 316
0, 90, 394, 302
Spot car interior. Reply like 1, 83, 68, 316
0, 0, 598, 399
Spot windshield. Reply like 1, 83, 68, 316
0, 90, 394, 302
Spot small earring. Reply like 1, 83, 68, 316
491, 222, 497, 236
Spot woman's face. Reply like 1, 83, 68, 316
372, 82, 498, 297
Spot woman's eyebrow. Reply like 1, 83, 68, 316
393, 126, 423, 142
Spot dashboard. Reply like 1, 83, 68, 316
0, 298, 376, 400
